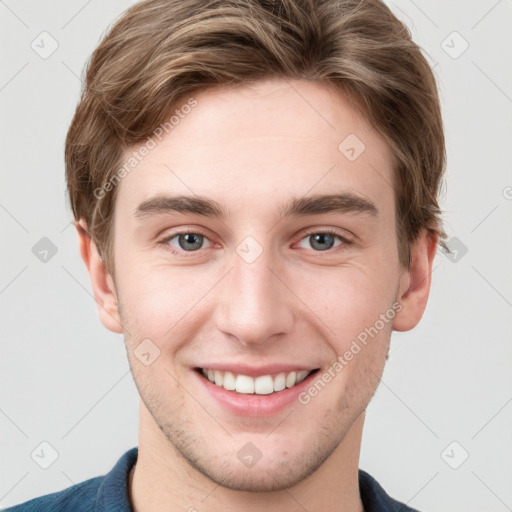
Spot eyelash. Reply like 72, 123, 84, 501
158, 228, 352, 257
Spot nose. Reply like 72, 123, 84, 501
213, 247, 294, 347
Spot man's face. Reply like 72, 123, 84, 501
107, 79, 408, 491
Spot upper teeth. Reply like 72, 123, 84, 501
201, 369, 311, 395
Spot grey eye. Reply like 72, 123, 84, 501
173, 233, 205, 251
297, 232, 343, 251
309, 233, 336, 251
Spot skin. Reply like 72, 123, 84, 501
77, 78, 438, 512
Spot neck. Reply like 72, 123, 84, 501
129, 402, 365, 512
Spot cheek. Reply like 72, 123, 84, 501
295, 265, 398, 343
116, 260, 219, 342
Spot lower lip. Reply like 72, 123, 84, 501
194, 370, 318, 417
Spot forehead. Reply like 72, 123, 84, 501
115, 78, 395, 220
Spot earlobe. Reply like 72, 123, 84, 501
75, 219, 124, 334
392, 229, 439, 332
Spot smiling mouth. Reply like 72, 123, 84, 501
195, 368, 320, 395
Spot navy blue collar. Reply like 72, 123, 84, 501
94, 446, 138, 512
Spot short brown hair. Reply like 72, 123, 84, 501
65, 0, 446, 274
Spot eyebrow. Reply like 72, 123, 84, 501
134, 192, 378, 220
135, 195, 228, 219
279, 193, 378, 218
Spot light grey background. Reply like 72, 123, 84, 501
1, 1, 511, 510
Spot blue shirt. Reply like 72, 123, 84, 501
3, 447, 419, 511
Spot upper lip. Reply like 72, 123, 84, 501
195, 363, 319, 378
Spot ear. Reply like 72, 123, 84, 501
392, 228, 438, 332
75, 219, 123, 334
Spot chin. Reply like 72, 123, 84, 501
188, 454, 321, 492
